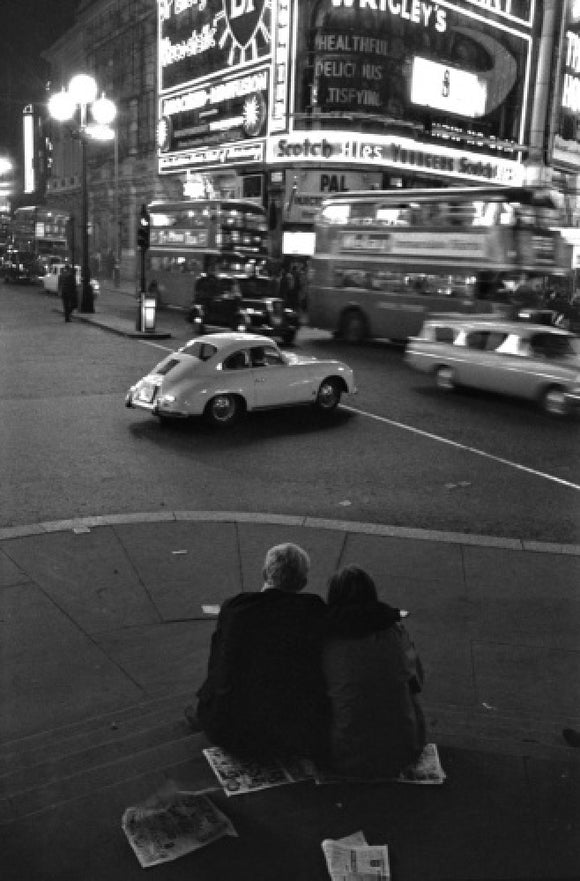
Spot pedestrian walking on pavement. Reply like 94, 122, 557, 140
194, 542, 330, 761
322, 565, 426, 779
61, 264, 78, 322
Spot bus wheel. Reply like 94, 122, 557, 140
541, 385, 569, 417
340, 309, 367, 344
436, 365, 456, 391
315, 378, 342, 412
205, 394, 242, 428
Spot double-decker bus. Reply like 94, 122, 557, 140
309, 186, 573, 343
146, 199, 270, 309
7, 206, 70, 282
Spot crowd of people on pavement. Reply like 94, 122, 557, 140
193, 542, 426, 778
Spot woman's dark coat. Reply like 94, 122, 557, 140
323, 601, 426, 778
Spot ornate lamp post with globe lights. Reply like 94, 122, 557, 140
48, 74, 116, 313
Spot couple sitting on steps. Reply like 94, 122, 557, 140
193, 543, 426, 779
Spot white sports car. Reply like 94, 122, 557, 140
125, 332, 357, 427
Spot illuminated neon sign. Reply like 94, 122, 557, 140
158, 0, 272, 92
266, 130, 524, 185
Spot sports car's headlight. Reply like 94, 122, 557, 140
157, 393, 176, 404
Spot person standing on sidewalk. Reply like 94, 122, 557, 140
194, 543, 329, 761
61, 264, 78, 322
322, 565, 426, 778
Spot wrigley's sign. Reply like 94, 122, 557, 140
265, 131, 524, 185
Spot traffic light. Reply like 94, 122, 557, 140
137, 204, 150, 250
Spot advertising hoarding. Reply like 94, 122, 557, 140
158, 0, 272, 91
292, 0, 532, 153
157, 0, 272, 170
552, 15, 580, 170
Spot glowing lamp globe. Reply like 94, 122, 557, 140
68, 74, 98, 106
92, 95, 117, 126
48, 90, 76, 122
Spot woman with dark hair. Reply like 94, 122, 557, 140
323, 565, 426, 778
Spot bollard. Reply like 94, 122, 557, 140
136, 293, 157, 332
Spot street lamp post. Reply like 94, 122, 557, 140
48, 74, 117, 313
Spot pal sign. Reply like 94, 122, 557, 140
285, 170, 382, 223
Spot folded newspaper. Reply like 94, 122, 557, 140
122, 784, 237, 868
203, 746, 316, 796
322, 831, 390, 881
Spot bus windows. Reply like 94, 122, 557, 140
320, 203, 351, 225
335, 267, 369, 288
369, 271, 402, 292
375, 204, 415, 226
406, 273, 476, 299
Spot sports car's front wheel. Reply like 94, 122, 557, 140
315, 378, 342, 412
205, 394, 242, 428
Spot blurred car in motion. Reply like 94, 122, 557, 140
41, 263, 100, 297
187, 274, 299, 345
405, 314, 580, 416
125, 332, 356, 428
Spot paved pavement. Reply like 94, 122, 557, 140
1, 281, 579, 880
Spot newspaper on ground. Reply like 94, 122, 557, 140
314, 743, 446, 786
203, 746, 316, 796
322, 831, 390, 881
122, 783, 237, 868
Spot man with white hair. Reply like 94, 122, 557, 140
195, 543, 329, 761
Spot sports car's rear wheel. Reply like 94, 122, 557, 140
205, 394, 241, 428
541, 385, 569, 416
315, 378, 342, 412
436, 365, 456, 391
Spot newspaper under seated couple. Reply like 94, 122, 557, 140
121, 746, 445, 867
203, 742, 446, 795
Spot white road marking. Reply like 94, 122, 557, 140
343, 404, 580, 491
140, 340, 174, 352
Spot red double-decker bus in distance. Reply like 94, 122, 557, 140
8, 206, 70, 282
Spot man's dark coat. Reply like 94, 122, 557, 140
197, 590, 328, 759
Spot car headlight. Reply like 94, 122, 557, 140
157, 394, 176, 404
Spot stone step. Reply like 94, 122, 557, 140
0, 690, 204, 824
0, 688, 193, 774
0, 734, 205, 825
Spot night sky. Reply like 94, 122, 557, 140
0, 0, 80, 173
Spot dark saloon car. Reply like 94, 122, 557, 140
187, 273, 300, 345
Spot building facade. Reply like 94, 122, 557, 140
41, 0, 574, 285
43, 0, 176, 282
